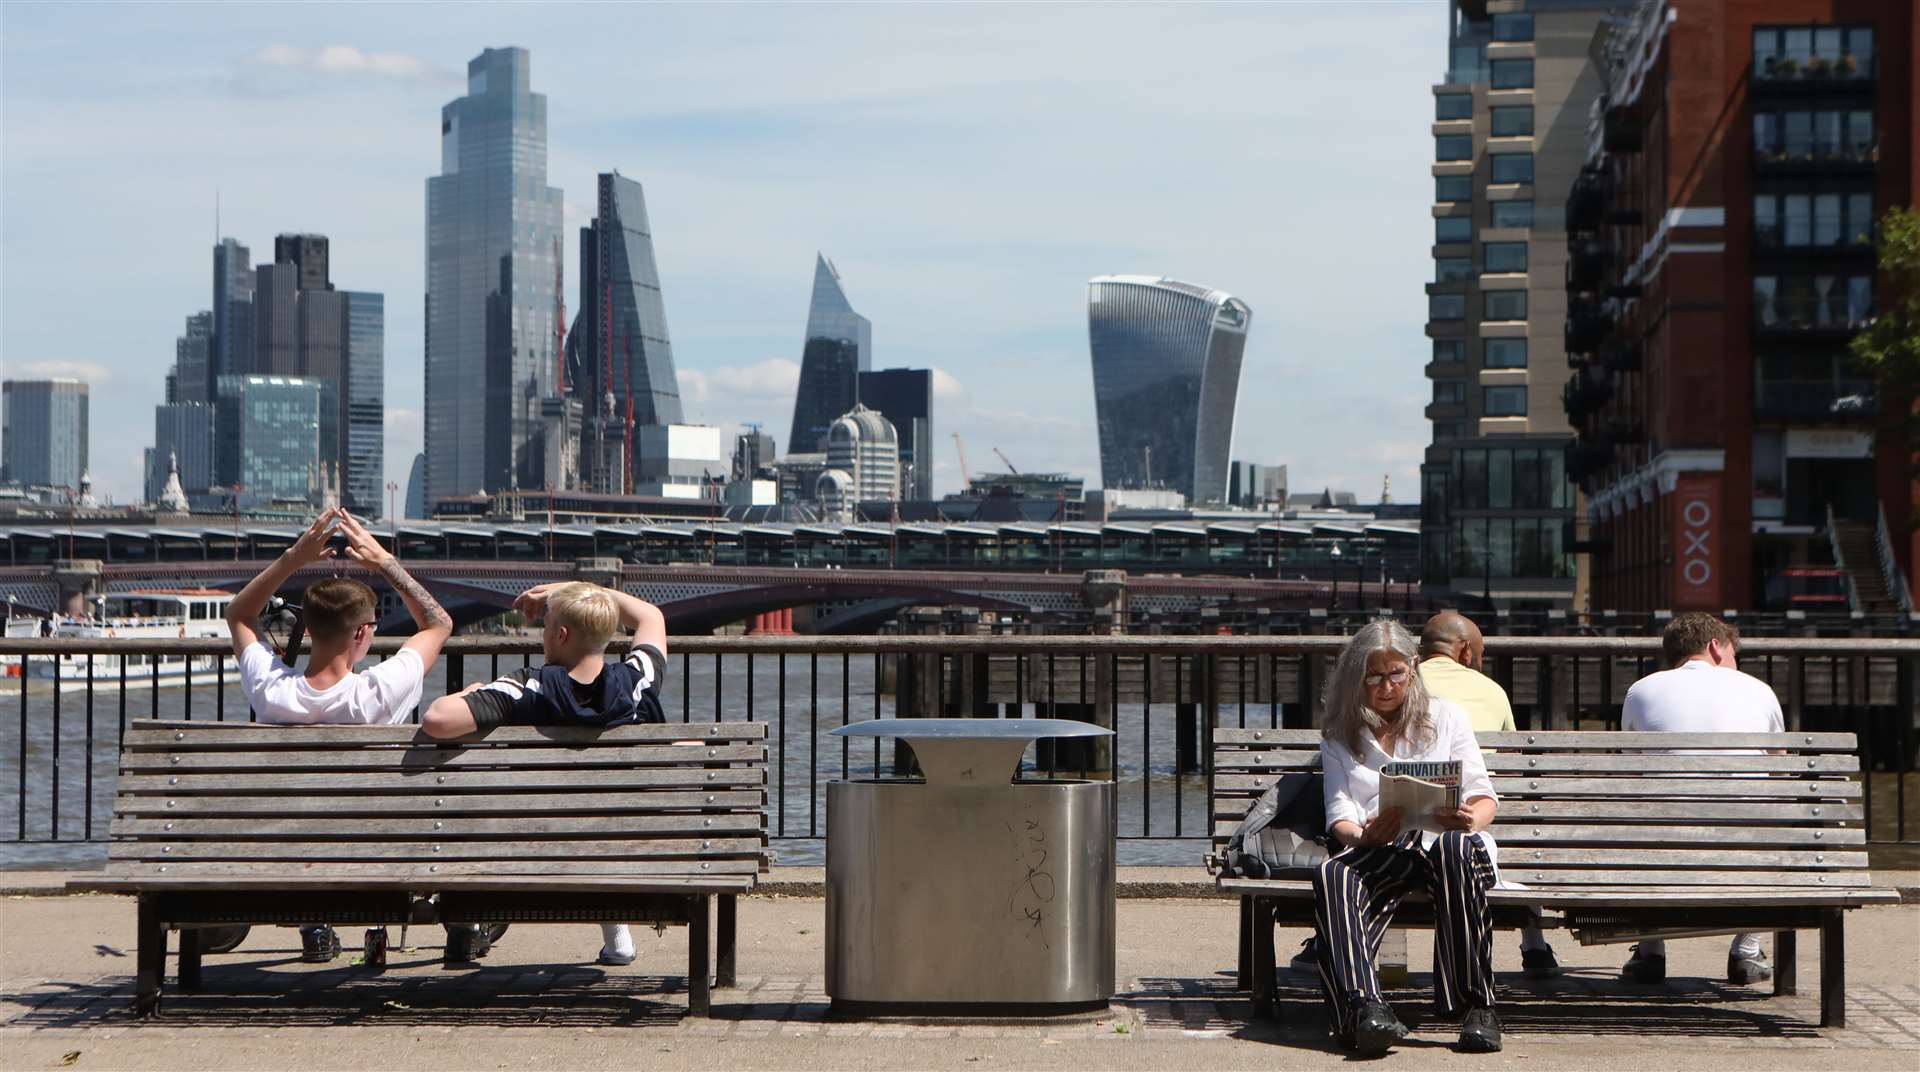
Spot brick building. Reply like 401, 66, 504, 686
1565, 0, 1917, 612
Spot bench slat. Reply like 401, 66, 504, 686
1213, 753, 1859, 774
70, 875, 761, 895
125, 721, 768, 746
113, 814, 765, 839
122, 743, 767, 771
117, 768, 767, 794
1207, 820, 1867, 846
1489, 777, 1860, 798
1214, 878, 1899, 907
113, 791, 766, 816
110, 837, 766, 861
1486, 848, 1865, 868
1211, 780, 1863, 822
103, 859, 764, 879
1210, 730, 1857, 750
1498, 869, 1870, 887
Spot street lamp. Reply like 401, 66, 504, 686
386, 481, 400, 544
1330, 543, 1343, 611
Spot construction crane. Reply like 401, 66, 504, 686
952, 433, 972, 490
992, 447, 1019, 476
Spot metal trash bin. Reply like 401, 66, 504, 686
826, 718, 1115, 1013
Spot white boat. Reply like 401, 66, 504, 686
29, 589, 239, 688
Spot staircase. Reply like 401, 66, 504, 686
1831, 519, 1898, 614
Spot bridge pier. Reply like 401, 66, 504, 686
746, 609, 794, 635
53, 559, 105, 618
571, 557, 624, 590
1080, 569, 1128, 634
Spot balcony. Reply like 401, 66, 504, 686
1564, 437, 1615, 484
1425, 356, 1468, 380
1564, 299, 1613, 356
1753, 379, 1878, 421
1602, 102, 1642, 153
1753, 280, 1873, 337
1425, 399, 1468, 421
1753, 137, 1877, 175
1566, 169, 1605, 232
1561, 368, 1614, 422
1567, 237, 1607, 290
1602, 340, 1642, 372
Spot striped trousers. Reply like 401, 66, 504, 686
1311, 829, 1497, 1034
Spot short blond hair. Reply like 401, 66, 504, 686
544, 582, 620, 660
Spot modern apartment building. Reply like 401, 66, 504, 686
1419, 0, 1611, 609
787, 255, 872, 455
1564, 0, 1916, 612
1, 379, 89, 489
1086, 275, 1251, 505
425, 46, 565, 508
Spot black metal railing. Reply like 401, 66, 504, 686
2, 634, 1915, 868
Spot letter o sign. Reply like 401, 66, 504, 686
1682, 500, 1712, 527
1681, 498, 1712, 587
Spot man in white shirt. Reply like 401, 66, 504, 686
1618, 612, 1784, 985
224, 508, 453, 960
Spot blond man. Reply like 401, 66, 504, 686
422, 581, 669, 964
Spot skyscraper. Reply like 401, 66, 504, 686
1416, 1, 1610, 609
1085, 276, 1251, 504
211, 238, 254, 401
568, 171, 684, 493
147, 402, 215, 504
425, 46, 564, 508
858, 368, 933, 500
248, 234, 352, 502
171, 311, 213, 404
215, 375, 322, 505
343, 291, 385, 515
1, 379, 90, 489
787, 255, 871, 454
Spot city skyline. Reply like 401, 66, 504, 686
0, 4, 1444, 506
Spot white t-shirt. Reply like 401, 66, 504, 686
1621, 660, 1784, 752
238, 642, 426, 726
1321, 697, 1501, 871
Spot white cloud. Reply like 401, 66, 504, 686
251, 45, 453, 84
930, 367, 966, 404
10, 360, 109, 383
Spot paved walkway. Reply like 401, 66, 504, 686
3, 894, 1917, 1070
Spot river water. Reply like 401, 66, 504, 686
1, 653, 1248, 869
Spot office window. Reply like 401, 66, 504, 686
1754, 24, 1874, 78
1490, 106, 1533, 137
1433, 338, 1467, 363
1483, 241, 1527, 272
1436, 216, 1473, 243
1490, 153, 1534, 184
1436, 135, 1473, 161
1490, 200, 1534, 228
1456, 449, 1488, 509
1484, 386, 1528, 416
1490, 58, 1533, 89
1492, 12, 1534, 42
1435, 257, 1473, 283
1436, 174, 1473, 202
1451, 43, 1488, 83
1434, 380, 1466, 403
1430, 294, 1467, 321
1484, 290, 1527, 321
1484, 338, 1528, 368
1846, 192, 1874, 243
1436, 94, 1473, 120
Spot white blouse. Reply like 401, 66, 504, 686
1321, 697, 1501, 872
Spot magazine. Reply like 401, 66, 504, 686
1378, 760, 1461, 833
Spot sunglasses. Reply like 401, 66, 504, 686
1363, 668, 1412, 689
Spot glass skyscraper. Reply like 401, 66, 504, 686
215, 375, 321, 506
171, 311, 213, 404
1086, 276, 1251, 504
147, 402, 215, 503
787, 254, 871, 454
1, 379, 89, 489
343, 291, 384, 515
858, 368, 933, 500
211, 238, 254, 401
425, 46, 564, 508
567, 171, 684, 492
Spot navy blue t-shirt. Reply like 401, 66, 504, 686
463, 644, 666, 728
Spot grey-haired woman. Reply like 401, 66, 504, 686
1312, 619, 1502, 1056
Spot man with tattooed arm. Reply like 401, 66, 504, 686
223, 507, 454, 961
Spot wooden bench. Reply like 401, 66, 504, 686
1207, 728, 1900, 1028
70, 719, 771, 1018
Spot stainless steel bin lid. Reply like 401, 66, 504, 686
831, 718, 1112, 785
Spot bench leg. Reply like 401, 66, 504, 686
1773, 930, 1797, 996
716, 894, 737, 989
134, 895, 165, 1018
1249, 896, 1277, 1021
687, 894, 712, 1018
178, 928, 203, 993
1236, 896, 1252, 991
1819, 909, 1844, 1028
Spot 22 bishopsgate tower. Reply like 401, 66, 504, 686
1086, 276, 1250, 505
425, 47, 564, 506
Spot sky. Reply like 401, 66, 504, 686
0, 1, 1444, 510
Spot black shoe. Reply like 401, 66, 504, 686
1522, 946, 1563, 979
1621, 943, 1665, 984
1290, 936, 1321, 973
1728, 949, 1773, 984
300, 925, 341, 964
443, 924, 492, 965
1349, 1001, 1408, 1057
1459, 1007, 1502, 1052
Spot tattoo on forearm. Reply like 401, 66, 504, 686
379, 559, 453, 630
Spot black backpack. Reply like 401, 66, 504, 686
1219, 769, 1329, 879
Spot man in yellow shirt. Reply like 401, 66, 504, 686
1419, 611, 1560, 979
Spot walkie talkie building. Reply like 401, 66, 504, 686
1086, 276, 1251, 504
